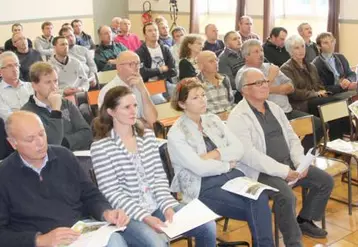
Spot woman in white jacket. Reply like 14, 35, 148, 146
167, 77, 274, 247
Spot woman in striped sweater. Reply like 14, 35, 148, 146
90, 86, 216, 247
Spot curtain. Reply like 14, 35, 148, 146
235, 0, 246, 30
263, 0, 274, 41
189, 0, 200, 33
327, 0, 340, 52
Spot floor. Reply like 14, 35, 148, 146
171, 168, 358, 247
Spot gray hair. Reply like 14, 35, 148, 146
285, 34, 305, 56
241, 39, 262, 58
0, 51, 19, 68
297, 22, 309, 33
237, 67, 263, 91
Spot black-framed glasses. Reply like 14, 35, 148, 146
243, 79, 269, 87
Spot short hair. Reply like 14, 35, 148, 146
297, 22, 309, 33
179, 34, 203, 59
71, 19, 82, 27
29, 62, 56, 83
204, 24, 215, 33
52, 36, 66, 46
11, 23, 22, 31
41, 21, 53, 30
223, 31, 237, 44
241, 39, 262, 58
316, 32, 334, 47
142, 22, 157, 35
154, 16, 167, 25
171, 26, 185, 37
284, 34, 305, 55
238, 67, 263, 91
171, 78, 205, 111
62, 22, 71, 28
269, 27, 287, 38
58, 27, 73, 36
0, 51, 19, 68
240, 16, 253, 24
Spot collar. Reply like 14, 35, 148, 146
1, 80, 24, 89
54, 55, 69, 65
225, 48, 240, 57
20, 154, 48, 175
248, 101, 269, 114
321, 53, 334, 60
198, 72, 224, 86
15, 146, 58, 170
33, 95, 52, 112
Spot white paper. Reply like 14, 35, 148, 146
73, 150, 91, 157
326, 139, 358, 153
221, 176, 279, 200
349, 100, 358, 119
160, 199, 220, 239
288, 148, 317, 186
67, 221, 126, 247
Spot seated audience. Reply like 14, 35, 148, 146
0, 117, 14, 160
95, 25, 128, 71
4, 23, 33, 52
114, 19, 142, 51
111, 16, 122, 37
71, 19, 96, 50
98, 51, 157, 127
61, 22, 73, 30
202, 24, 225, 56
154, 15, 168, 26
91, 86, 216, 247
158, 22, 174, 47
13, 32, 42, 81
218, 31, 244, 89
263, 27, 290, 67
0, 111, 130, 247
0, 51, 33, 120
197, 51, 234, 116
227, 67, 334, 245
170, 26, 186, 70
49, 36, 89, 95
34, 21, 54, 60
178, 34, 203, 80
313, 32, 357, 94
22, 62, 92, 151
136, 22, 177, 104
238, 16, 260, 42
297, 23, 319, 63
167, 78, 274, 247
59, 27, 97, 85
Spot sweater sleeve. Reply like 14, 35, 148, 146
90, 142, 152, 221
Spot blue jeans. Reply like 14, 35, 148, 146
199, 169, 274, 247
120, 204, 217, 247
107, 232, 128, 247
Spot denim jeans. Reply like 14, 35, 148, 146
199, 169, 274, 247
107, 232, 128, 247
120, 204, 217, 247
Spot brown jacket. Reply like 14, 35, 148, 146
280, 58, 324, 112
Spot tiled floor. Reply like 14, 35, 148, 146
171, 172, 358, 246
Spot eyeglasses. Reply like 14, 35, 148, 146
1, 63, 21, 69
243, 79, 269, 87
118, 62, 142, 68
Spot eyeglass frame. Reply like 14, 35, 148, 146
243, 79, 270, 87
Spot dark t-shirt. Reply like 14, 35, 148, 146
16, 49, 43, 81
203, 40, 225, 57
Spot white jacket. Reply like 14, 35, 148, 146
227, 98, 303, 180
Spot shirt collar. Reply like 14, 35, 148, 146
1, 80, 24, 89
20, 154, 48, 175
33, 95, 52, 112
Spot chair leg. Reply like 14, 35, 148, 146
223, 217, 229, 232
348, 164, 353, 215
274, 211, 279, 247
187, 237, 193, 247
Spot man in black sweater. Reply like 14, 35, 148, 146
0, 111, 130, 247
263, 27, 290, 67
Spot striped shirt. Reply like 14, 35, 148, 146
90, 129, 178, 221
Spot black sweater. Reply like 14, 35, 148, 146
263, 40, 290, 67
0, 145, 112, 247
179, 58, 197, 80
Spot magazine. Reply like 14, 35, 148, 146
221, 177, 279, 200
288, 147, 318, 186
349, 100, 358, 119
326, 138, 358, 153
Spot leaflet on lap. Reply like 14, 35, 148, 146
160, 199, 220, 239
65, 220, 126, 247
221, 176, 279, 200
288, 147, 318, 186
326, 139, 358, 153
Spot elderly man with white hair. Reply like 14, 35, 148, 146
0, 51, 33, 120
227, 67, 334, 246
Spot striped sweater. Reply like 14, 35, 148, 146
90, 129, 179, 221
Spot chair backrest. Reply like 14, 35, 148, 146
155, 102, 182, 120
89, 168, 99, 187
87, 90, 100, 106
318, 100, 350, 123
145, 80, 167, 95
158, 143, 175, 185
289, 115, 315, 144
96, 70, 117, 85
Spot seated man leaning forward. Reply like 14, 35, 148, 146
0, 111, 130, 247
227, 67, 334, 247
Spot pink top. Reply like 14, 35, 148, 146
114, 33, 142, 51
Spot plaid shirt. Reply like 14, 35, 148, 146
200, 74, 234, 114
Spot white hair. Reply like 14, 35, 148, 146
285, 34, 305, 56
237, 67, 264, 91
0, 51, 19, 68
241, 39, 262, 58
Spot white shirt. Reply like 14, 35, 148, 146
98, 75, 144, 118
148, 45, 164, 81
0, 80, 33, 120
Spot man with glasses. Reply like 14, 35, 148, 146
98, 51, 157, 127
0, 51, 33, 120
227, 67, 333, 246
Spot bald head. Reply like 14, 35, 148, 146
98, 25, 112, 45
120, 18, 131, 34
205, 24, 218, 41
116, 51, 141, 82
197, 50, 218, 74
5, 111, 43, 139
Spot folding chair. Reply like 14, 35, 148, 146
159, 143, 250, 247
96, 70, 117, 86
154, 102, 182, 139
318, 100, 355, 214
